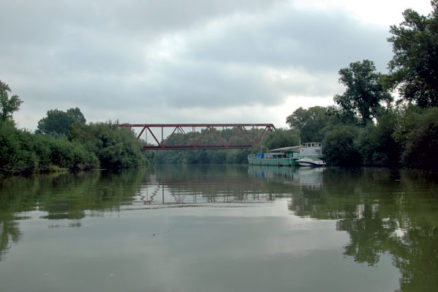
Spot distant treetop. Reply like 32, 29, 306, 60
37, 107, 86, 137
0, 80, 23, 122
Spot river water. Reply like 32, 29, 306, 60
0, 165, 437, 292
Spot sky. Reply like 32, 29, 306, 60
0, 0, 433, 130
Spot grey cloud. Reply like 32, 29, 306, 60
0, 0, 286, 44
0, 0, 285, 75
0, 0, 394, 129
184, 8, 393, 72
150, 63, 276, 107
141, 62, 339, 109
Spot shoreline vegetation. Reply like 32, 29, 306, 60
1, 2, 438, 176
0, 115, 153, 176
153, 2, 438, 170
0, 91, 153, 176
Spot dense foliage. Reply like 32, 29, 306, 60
2, 3, 438, 170
323, 125, 361, 167
0, 81, 22, 122
0, 119, 150, 175
0, 87, 149, 175
394, 107, 438, 169
0, 120, 98, 174
284, 2, 438, 169
388, 0, 438, 107
334, 60, 392, 125
71, 122, 149, 169
154, 128, 299, 164
286, 106, 329, 142
37, 108, 86, 137
155, 149, 250, 165
154, 127, 299, 164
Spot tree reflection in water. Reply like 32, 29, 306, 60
1, 166, 437, 291
281, 168, 438, 292
0, 169, 146, 260
0, 165, 278, 261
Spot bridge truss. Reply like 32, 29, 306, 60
118, 123, 275, 150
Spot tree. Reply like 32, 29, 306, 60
286, 106, 330, 142
72, 122, 146, 169
323, 125, 362, 166
394, 107, 438, 169
388, 1, 438, 107
37, 108, 86, 137
259, 129, 300, 150
334, 60, 392, 125
355, 111, 400, 166
0, 80, 23, 122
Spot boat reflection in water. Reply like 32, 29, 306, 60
250, 165, 438, 292
1, 165, 438, 292
248, 165, 323, 190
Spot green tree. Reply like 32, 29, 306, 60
334, 60, 392, 125
395, 107, 438, 169
356, 111, 400, 166
0, 81, 23, 122
323, 125, 361, 166
0, 121, 37, 174
37, 108, 86, 137
72, 122, 146, 169
259, 129, 299, 150
388, 1, 438, 107
286, 106, 330, 142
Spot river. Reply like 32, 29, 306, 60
0, 165, 437, 292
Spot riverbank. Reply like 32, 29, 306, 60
0, 120, 152, 176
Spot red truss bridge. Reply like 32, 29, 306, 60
118, 123, 276, 150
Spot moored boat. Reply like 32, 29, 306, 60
296, 157, 326, 167
248, 142, 325, 167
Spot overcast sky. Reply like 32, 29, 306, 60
0, 0, 433, 130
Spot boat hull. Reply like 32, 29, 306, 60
247, 157, 298, 166
296, 158, 326, 167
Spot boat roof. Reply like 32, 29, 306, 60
269, 145, 301, 152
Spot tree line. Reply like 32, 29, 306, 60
157, 2, 438, 169
153, 127, 300, 164
0, 84, 151, 175
2, 2, 437, 171
287, 2, 438, 168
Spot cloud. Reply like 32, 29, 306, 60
1, 0, 395, 129
183, 7, 392, 72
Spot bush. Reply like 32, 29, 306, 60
72, 122, 146, 169
323, 125, 361, 166
48, 138, 98, 170
0, 121, 37, 174
355, 112, 400, 166
0, 120, 101, 175
257, 129, 300, 151
397, 107, 438, 169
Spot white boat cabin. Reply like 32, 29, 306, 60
298, 142, 322, 156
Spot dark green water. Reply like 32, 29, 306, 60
0, 165, 437, 292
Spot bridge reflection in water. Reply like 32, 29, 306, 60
125, 165, 325, 210
125, 166, 278, 210
2, 165, 438, 291
130, 183, 275, 208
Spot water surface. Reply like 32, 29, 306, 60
0, 165, 437, 291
